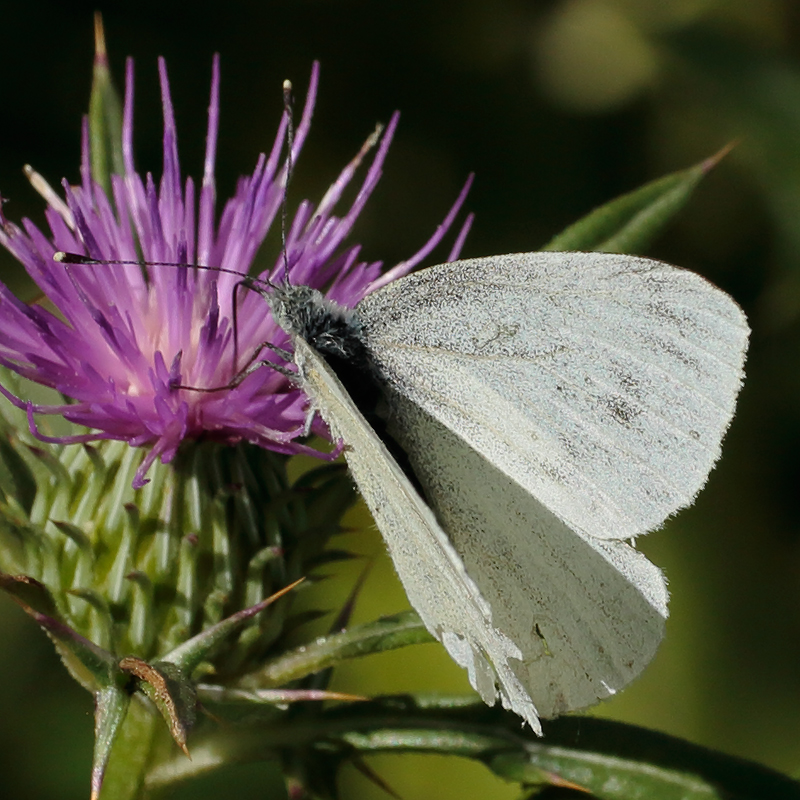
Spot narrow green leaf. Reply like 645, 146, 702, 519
243, 545, 284, 611
52, 520, 92, 552
91, 685, 131, 800
88, 13, 124, 198
239, 610, 435, 689
0, 571, 58, 616
0, 433, 37, 513
491, 715, 800, 800
0, 510, 57, 586
163, 578, 304, 675
98, 696, 161, 800
301, 561, 375, 695
68, 588, 114, 651
145, 699, 800, 799
0, 571, 118, 691
126, 570, 155, 655
327, 701, 800, 800
196, 685, 364, 726
25, 441, 72, 486
543, 144, 732, 254
0, 510, 32, 575
37, 617, 118, 692
198, 685, 363, 705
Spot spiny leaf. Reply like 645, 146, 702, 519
149, 698, 800, 799
197, 684, 364, 725
164, 578, 304, 675
302, 561, 375, 694
199, 685, 364, 705
543, 144, 733, 254
239, 611, 434, 689
330, 701, 800, 800
91, 685, 131, 800
88, 12, 124, 198
0, 571, 58, 616
1, 571, 119, 691
119, 657, 195, 757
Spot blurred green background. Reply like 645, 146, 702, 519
1, 1, 799, 797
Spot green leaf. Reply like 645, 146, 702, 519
500, 715, 800, 799
332, 701, 800, 800
148, 697, 800, 799
542, 145, 732, 254
0, 571, 119, 691
196, 685, 364, 727
239, 610, 435, 689
163, 578, 304, 676
0, 432, 37, 513
0, 571, 58, 616
98, 696, 162, 800
88, 13, 124, 199
52, 520, 92, 552
91, 685, 131, 800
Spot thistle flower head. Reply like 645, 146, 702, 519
0, 56, 471, 488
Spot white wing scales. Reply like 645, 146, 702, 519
282, 252, 748, 732
293, 334, 667, 732
358, 252, 749, 540
291, 337, 543, 731
385, 390, 666, 720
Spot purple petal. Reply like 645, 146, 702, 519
0, 58, 471, 488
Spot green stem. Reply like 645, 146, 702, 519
145, 699, 510, 790
143, 699, 800, 800
100, 700, 164, 800
238, 611, 434, 689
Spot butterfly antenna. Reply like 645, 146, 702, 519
280, 78, 295, 286
52, 251, 272, 291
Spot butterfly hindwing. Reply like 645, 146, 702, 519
386, 388, 667, 719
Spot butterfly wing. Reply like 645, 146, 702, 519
291, 336, 545, 731
386, 389, 667, 719
359, 252, 749, 541
294, 335, 667, 728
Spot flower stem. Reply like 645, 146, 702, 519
99, 700, 163, 800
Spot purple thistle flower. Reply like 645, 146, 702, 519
0, 56, 472, 488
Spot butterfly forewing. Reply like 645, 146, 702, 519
292, 336, 545, 732
358, 252, 749, 541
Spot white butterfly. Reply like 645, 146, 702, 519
267, 251, 749, 734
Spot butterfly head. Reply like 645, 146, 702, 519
267, 282, 368, 366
